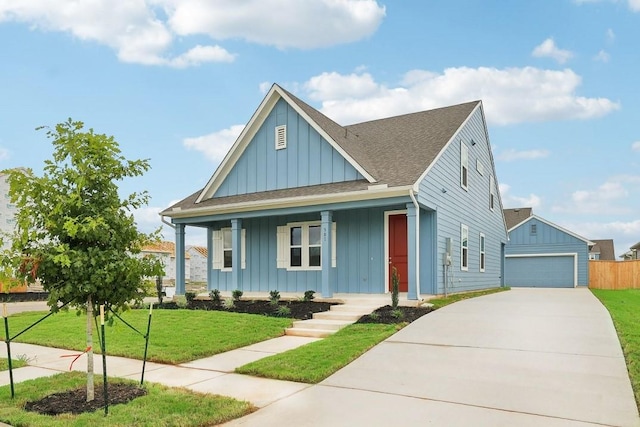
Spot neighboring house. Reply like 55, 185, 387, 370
0, 169, 22, 250
187, 245, 208, 283
620, 242, 640, 260
589, 239, 616, 260
141, 241, 191, 283
503, 208, 593, 288
162, 84, 508, 299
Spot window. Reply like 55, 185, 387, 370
275, 125, 287, 150
479, 233, 485, 272
530, 223, 537, 235
461, 224, 469, 271
489, 175, 495, 211
213, 228, 246, 271
476, 159, 484, 176
460, 141, 468, 190
277, 222, 336, 270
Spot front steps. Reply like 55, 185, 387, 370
284, 302, 382, 338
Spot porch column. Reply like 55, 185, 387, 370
231, 218, 243, 291
175, 223, 186, 296
206, 227, 214, 291
321, 210, 333, 298
406, 203, 418, 300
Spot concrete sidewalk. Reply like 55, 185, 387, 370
1, 336, 319, 408
226, 288, 640, 427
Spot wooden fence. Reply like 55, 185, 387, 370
589, 260, 640, 290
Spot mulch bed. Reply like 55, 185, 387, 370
356, 305, 435, 324
187, 299, 336, 320
0, 292, 49, 302
25, 383, 147, 416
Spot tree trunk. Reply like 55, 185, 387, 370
86, 294, 94, 402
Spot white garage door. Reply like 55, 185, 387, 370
505, 255, 575, 288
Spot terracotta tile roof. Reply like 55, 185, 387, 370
142, 241, 191, 258
188, 246, 208, 257
503, 208, 533, 230
589, 239, 616, 260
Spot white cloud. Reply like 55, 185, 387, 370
299, 68, 619, 126
573, 0, 640, 11
499, 183, 542, 209
497, 149, 550, 162
0, 0, 384, 66
631, 0, 640, 11
553, 176, 640, 215
0, 147, 10, 161
183, 125, 245, 164
632, 141, 640, 151
607, 28, 616, 41
161, 0, 385, 49
593, 50, 610, 62
532, 38, 574, 64
562, 219, 640, 257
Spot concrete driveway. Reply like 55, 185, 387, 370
226, 288, 640, 427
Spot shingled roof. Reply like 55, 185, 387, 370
503, 207, 533, 230
163, 84, 480, 216
589, 239, 616, 260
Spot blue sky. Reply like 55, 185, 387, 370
1, 0, 638, 257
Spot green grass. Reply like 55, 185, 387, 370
591, 289, 640, 413
236, 324, 401, 383
2, 309, 292, 364
428, 286, 510, 309
1, 357, 27, 371
0, 371, 253, 426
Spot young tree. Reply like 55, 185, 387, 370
3, 119, 164, 401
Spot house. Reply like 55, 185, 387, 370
620, 242, 640, 260
503, 208, 593, 287
589, 239, 616, 261
141, 241, 191, 284
161, 84, 508, 299
186, 245, 208, 283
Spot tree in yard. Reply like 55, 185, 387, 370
2, 119, 164, 401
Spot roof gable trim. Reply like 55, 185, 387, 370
508, 214, 595, 245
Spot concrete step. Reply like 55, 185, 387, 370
312, 311, 367, 322
292, 318, 352, 331
285, 327, 336, 338
329, 304, 381, 314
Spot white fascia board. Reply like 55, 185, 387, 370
413, 102, 480, 190
277, 89, 376, 183
167, 185, 413, 219
196, 84, 281, 203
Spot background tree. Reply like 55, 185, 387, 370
2, 119, 164, 401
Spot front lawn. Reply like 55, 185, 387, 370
1, 357, 27, 371
591, 289, 640, 412
428, 286, 510, 309
0, 372, 253, 427
2, 309, 292, 364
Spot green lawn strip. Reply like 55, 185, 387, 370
236, 324, 401, 383
0, 371, 253, 427
1, 357, 27, 371
591, 289, 640, 413
2, 310, 291, 364
428, 286, 510, 309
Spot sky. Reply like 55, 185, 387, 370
0, 0, 639, 257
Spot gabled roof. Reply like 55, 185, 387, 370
503, 207, 533, 230
142, 241, 191, 258
631, 241, 640, 250
164, 84, 481, 216
187, 245, 208, 257
509, 214, 595, 246
589, 239, 616, 260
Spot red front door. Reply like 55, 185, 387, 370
388, 214, 408, 292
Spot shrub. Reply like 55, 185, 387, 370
232, 289, 243, 302
209, 289, 222, 305
391, 267, 400, 309
185, 292, 197, 304
276, 305, 291, 317
269, 290, 281, 306
391, 308, 404, 319
303, 290, 315, 302
223, 298, 235, 309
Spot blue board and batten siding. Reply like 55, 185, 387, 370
209, 207, 392, 294
418, 107, 507, 295
214, 99, 364, 198
505, 217, 589, 287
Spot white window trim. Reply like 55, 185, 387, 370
213, 228, 246, 271
461, 224, 469, 271
277, 221, 336, 271
460, 140, 469, 190
479, 232, 485, 272
489, 175, 495, 211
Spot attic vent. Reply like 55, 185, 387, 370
275, 125, 287, 150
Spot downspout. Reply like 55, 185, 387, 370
409, 189, 421, 301
161, 215, 175, 231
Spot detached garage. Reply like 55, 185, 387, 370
504, 209, 593, 288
